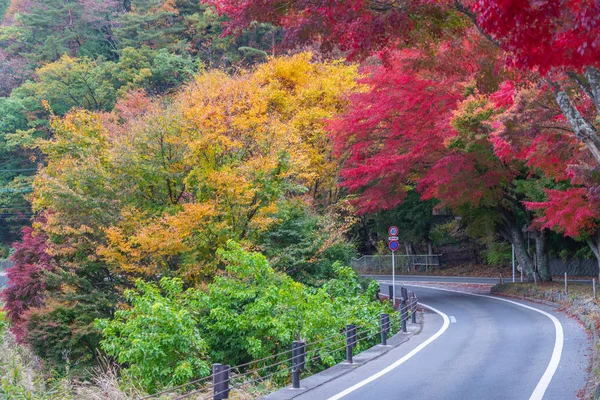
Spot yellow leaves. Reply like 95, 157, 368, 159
254, 53, 314, 92
100, 204, 216, 277
40, 109, 110, 161
33, 53, 361, 284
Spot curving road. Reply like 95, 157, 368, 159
293, 285, 589, 400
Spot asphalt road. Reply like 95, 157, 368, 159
295, 285, 589, 400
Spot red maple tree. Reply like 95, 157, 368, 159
2, 225, 55, 342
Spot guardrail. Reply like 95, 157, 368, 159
139, 288, 419, 400
351, 254, 441, 274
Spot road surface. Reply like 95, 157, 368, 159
294, 284, 589, 400
0, 272, 5, 287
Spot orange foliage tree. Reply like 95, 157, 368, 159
32, 53, 358, 284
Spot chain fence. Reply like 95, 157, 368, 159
138, 288, 419, 400
351, 254, 441, 275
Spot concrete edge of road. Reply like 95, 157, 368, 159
262, 313, 425, 400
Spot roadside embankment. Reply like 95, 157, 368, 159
492, 282, 600, 399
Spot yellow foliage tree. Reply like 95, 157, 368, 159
32, 53, 358, 283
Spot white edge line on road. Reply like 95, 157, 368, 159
326, 302, 450, 400
396, 283, 564, 400
449, 316, 457, 323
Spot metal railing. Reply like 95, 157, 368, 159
351, 254, 441, 275
139, 288, 419, 400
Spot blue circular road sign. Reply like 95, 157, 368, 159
388, 240, 400, 251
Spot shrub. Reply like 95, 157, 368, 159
97, 242, 393, 393
0, 307, 7, 336
95, 278, 211, 393
259, 200, 356, 284
200, 242, 390, 371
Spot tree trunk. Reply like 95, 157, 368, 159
550, 81, 600, 164
586, 228, 600, 282
585, 66, 600, 115
510, 227, 537, 282
535, 229, 552, 282
499, 209, 537, 281
427, 240, 433, 256
404, 242, 414, 256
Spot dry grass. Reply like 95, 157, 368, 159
492, 281, 599, 303
0, 329, 144, 400
409, 263, 513, 277
0, 329, 281, 400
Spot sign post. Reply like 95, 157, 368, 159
512, 244, 515, 283
388, 226, 399, 306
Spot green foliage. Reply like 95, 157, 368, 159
114, 5, 185, 52
202, 242, 390, 369
12, 49, 197, 118
484, 240, 511, 266
0, 97, 27, 136
429, 220, 462, 246
96, 242, 393, 392
259, 200, 356, 284
0, 0, 8, 21
372, 190, 439, 248
24, 283, 117, 375
0, 307, 7, 336
0, 0, 115, 63
14, 55, 119, 115
96, 278, 210, 393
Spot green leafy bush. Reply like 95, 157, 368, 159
202, 242, 388, 367
96, 242, 393, 393
259, 201, 356, 284
95, 279, 211, 393
0, 307, 7, 336
484, 241, 511, 266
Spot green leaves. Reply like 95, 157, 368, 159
0, 307, 7, 336
96, 243, 393, 392
95, 278, 210, 393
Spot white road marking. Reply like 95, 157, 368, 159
449, 315, 457, 323
401, 284, 564, 400
327, 302, 450, 400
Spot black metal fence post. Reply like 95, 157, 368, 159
380, 313, 389, 345
410, 292, 417, 323
346, 324, 357, 363
292, 340, 306, 389
388, 285, 394, 306
400, 287, 408, 333
213, 363, 230, 400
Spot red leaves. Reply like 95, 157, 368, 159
328, 50, 462, 213
474, 0, 600, 72
526, 187, 600, 237
490, 81, 515, 108
419, 152, 511, 209
2, 226, 55, 342
205, 0, 428, 58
